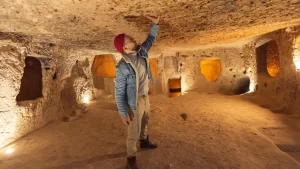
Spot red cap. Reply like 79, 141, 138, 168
114, 34, 125, 53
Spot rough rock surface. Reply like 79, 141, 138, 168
1, 0, 300, 53
1, 93, 300, 169
1, 0, 300, 161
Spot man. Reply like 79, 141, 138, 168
114, 15, 160, 169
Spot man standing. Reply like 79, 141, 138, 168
114, 15, 160, 169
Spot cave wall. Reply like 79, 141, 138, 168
0, 37, 96, 148
243, 26, 300, 114
152, 26, 300, 105
179, 48, 250, 95
2, 25, 300, 148
152, 47, 249, 96
148, 55, 163, 95
0, 40, 63, 148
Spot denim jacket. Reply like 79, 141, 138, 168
115, 24, 159, 118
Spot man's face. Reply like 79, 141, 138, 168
123, 35, 137, 51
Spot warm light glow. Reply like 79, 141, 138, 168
293, 36, 300, 70
5, 147, 14, 154
248, 73, 256, 93
149, 59, 157, 77
200, 58, 221, 82
266, 41, 280, 77
169, 78, 181, 98
249, 82, 256, 93
93, 54, 116, 78
182, 91, 188, 95
181, 81, 187, 93
294, 57, 300, 70
82, 95, 90, 104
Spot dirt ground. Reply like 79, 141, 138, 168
0, 92, 300, 169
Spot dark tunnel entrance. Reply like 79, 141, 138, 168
233, 76, 250, 95
16, 56, 43, 102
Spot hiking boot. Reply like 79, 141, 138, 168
140, 135, 158, 149
127, 156, 139, 169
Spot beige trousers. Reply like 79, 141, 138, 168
127, 94, 150, 157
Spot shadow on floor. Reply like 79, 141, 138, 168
93, 101, 118, 111
259, 125, 300, 164
240, 93, 288, 114
44, 152, 126, 169
277, 144, 300, 152
277, 144, 300, 164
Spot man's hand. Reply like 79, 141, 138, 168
122, 116, 131, 127
145, 15, 160, 24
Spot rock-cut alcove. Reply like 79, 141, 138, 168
200, 58, 221, 82
92, 54, 116, 95
256, 40, 280, 93
256, 40, 280, 78
16, 56, 43, 102
169, 78, 181, 98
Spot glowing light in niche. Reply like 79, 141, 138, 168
82, 95, 90, 104
293, 57, 300, 70
181, 82, 187, 93
5, 147, 14, 155
249, 81, 256, 93
292, 36, 300, 71
246, 67, 256, 93
181, 78, 189, 94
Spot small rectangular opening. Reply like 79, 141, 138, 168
169, 78, 181, 98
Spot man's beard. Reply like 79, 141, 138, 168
135, 44, 141, 51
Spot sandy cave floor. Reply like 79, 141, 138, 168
1, 92, 300, 169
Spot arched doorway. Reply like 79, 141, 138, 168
256, 40, 280, 77
92, 54, 116, 95
256, 40, 280, 93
